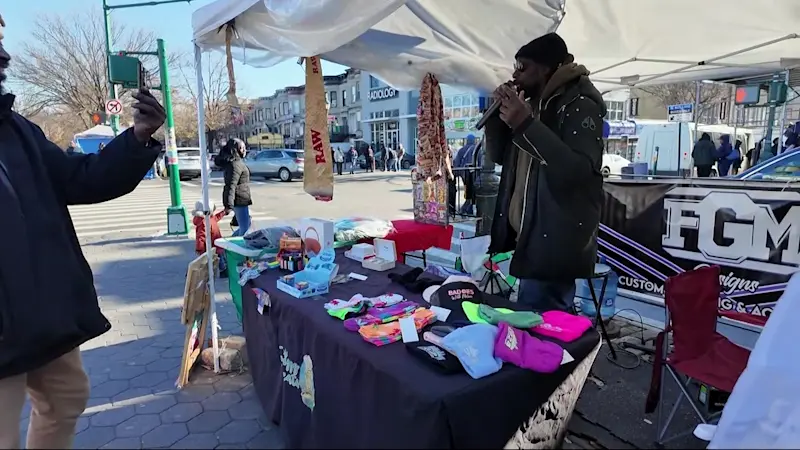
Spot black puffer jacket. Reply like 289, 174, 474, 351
486, 74, 606, 282
215, 152, 252, 209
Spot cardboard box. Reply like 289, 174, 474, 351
362, 238, 397, 272
345, 243, 375, 262
276, 249, 339, 298
299, 218, 335, 259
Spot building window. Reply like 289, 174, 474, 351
273, 107, 277, 118
628, 98, 639, 117
342, 90, 347, 107
281, 102, 289, 116
369, 76, 379, 89
355, 82, 361, 101
605, 101, 625, 121
719, 99, 729, 121
356, 111, 362, 131
330, 91, 338, 108
292, 100, 300, 115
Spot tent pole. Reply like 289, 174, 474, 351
194, 42, 221, 374
778, 70, 791, 148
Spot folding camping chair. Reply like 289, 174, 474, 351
644, 265, 751, 446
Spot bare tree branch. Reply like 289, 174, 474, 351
173, 52, 234, 142
638, 81, 731, 120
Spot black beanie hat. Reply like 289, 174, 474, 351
515, 32, 569, 70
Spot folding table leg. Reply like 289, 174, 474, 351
588, 277, 617, 359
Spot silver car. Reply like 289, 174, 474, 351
177, 147, 209, 180
245, 149, 304, 182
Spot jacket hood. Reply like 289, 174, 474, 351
466, 134, 476, 145
720, 134, 731, 145
700, 132, 711, 141
540, 63, 607, 117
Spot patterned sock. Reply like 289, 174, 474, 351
478, 304, 543, 328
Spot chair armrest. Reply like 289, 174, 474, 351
718, 310, 768, 327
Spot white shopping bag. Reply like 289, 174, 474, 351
459, 235, 491, 279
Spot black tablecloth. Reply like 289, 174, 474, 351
243, 250, 600, 448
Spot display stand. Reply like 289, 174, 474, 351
177, 252, 218, 388
480, 253, 513, 299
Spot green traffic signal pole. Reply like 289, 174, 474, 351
157, 39, 189, 235
102, 0, 120, 136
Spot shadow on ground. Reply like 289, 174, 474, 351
566, 348, 706, 449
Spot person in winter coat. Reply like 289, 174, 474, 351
485, 32, 605, 312
333, 147, 344, 175
215, 138, 252, 236
716, 134, 734, 177
386, 146, 398, 172
366, 145, 375, 172
397, 144, 406, 170
731, 139, 744, 175
348, 146, 358, 174
692, 132, 716, 177
0, 14, 168, 448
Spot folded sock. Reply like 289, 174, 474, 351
327, 303, 367, 320
324, 296, 364, 311
478, 304, 543, 328
358, 308, 437, 346
360, 293, 405, 308
344, 314, 383, 331
343, 301, 419, 331
461, 301, 514, 324
494, 322, 564, 373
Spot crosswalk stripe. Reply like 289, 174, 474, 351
69, 185, 277, 239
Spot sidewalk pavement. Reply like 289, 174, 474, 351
18, 236, 284, 449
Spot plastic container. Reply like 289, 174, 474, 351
576, 260, 618, 320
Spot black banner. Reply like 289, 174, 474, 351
599, 179, 800, 319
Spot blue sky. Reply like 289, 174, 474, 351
3, 0, 348, 98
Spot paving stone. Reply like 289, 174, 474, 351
92, 380, 131, 398
75, 416, 90, 434
213, 374, 252, 392
90, 405, 136, 427
216, 419, 262, 445
175, 385, 215, 403
115, 413, 162, 438
171, 432, 219, 449
246, 430, 286, 449
190, 370, 219, 386
127, 352, 162, 367
142, 423, 189, 448
186, 411, 231, 433
161, 402, 203, 423
161, 347, 184, 358
101, 437, 143, 449
239, 383, 256, 400
146, 357, 182, 372
130, 371, 169, 388
201, 392, 241, 411
90, 372, 111, 387
136, 393, 177, 414
74, 426, 116, 449
108, 365, 147, 380
228, 399, 265, 421
112, 387, 154, 405
152, 379, 180, 395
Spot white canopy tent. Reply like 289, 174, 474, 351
189, 0, 800, 370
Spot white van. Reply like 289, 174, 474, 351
633, 121, 752, 176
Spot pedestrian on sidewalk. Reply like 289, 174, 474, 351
215, 138, 252, 237
380, 143, 388, 171
397, 144, 406, 170
348, 146, 357, 174
192, 201, 228, 277
333, 147, 344, 175
0, 14, 167, 449
367, 145, 375, 172
692, 132, 716, 177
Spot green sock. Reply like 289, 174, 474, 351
478, 303, 543, 328
328, 304, 365, 320
461, 301, 514, 324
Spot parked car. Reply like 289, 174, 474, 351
601, 153, 631, 176
737, 147, 800, 181
245, 149, 304, 182
177, 147, 209, 180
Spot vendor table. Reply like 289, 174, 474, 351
384, 219, 454, 263
243, 250, 601, 448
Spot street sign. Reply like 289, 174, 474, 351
667, 103, 693, 122
105, 99, 123, 116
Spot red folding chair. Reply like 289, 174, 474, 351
644, 265, 751, 446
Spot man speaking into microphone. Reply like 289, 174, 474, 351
485, 32, 606, 312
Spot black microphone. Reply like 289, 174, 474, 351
475, 82, 515, 130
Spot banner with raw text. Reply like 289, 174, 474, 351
304, 56, 334, 201
600, 180, 800, 320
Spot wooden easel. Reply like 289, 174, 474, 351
177, 252, 218, 389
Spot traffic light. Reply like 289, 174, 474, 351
90, 112, 107, 125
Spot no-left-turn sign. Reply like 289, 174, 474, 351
105, 99, 123, 116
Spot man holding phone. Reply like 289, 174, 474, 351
485, 33, 605, 312
0, 15, 167, 448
